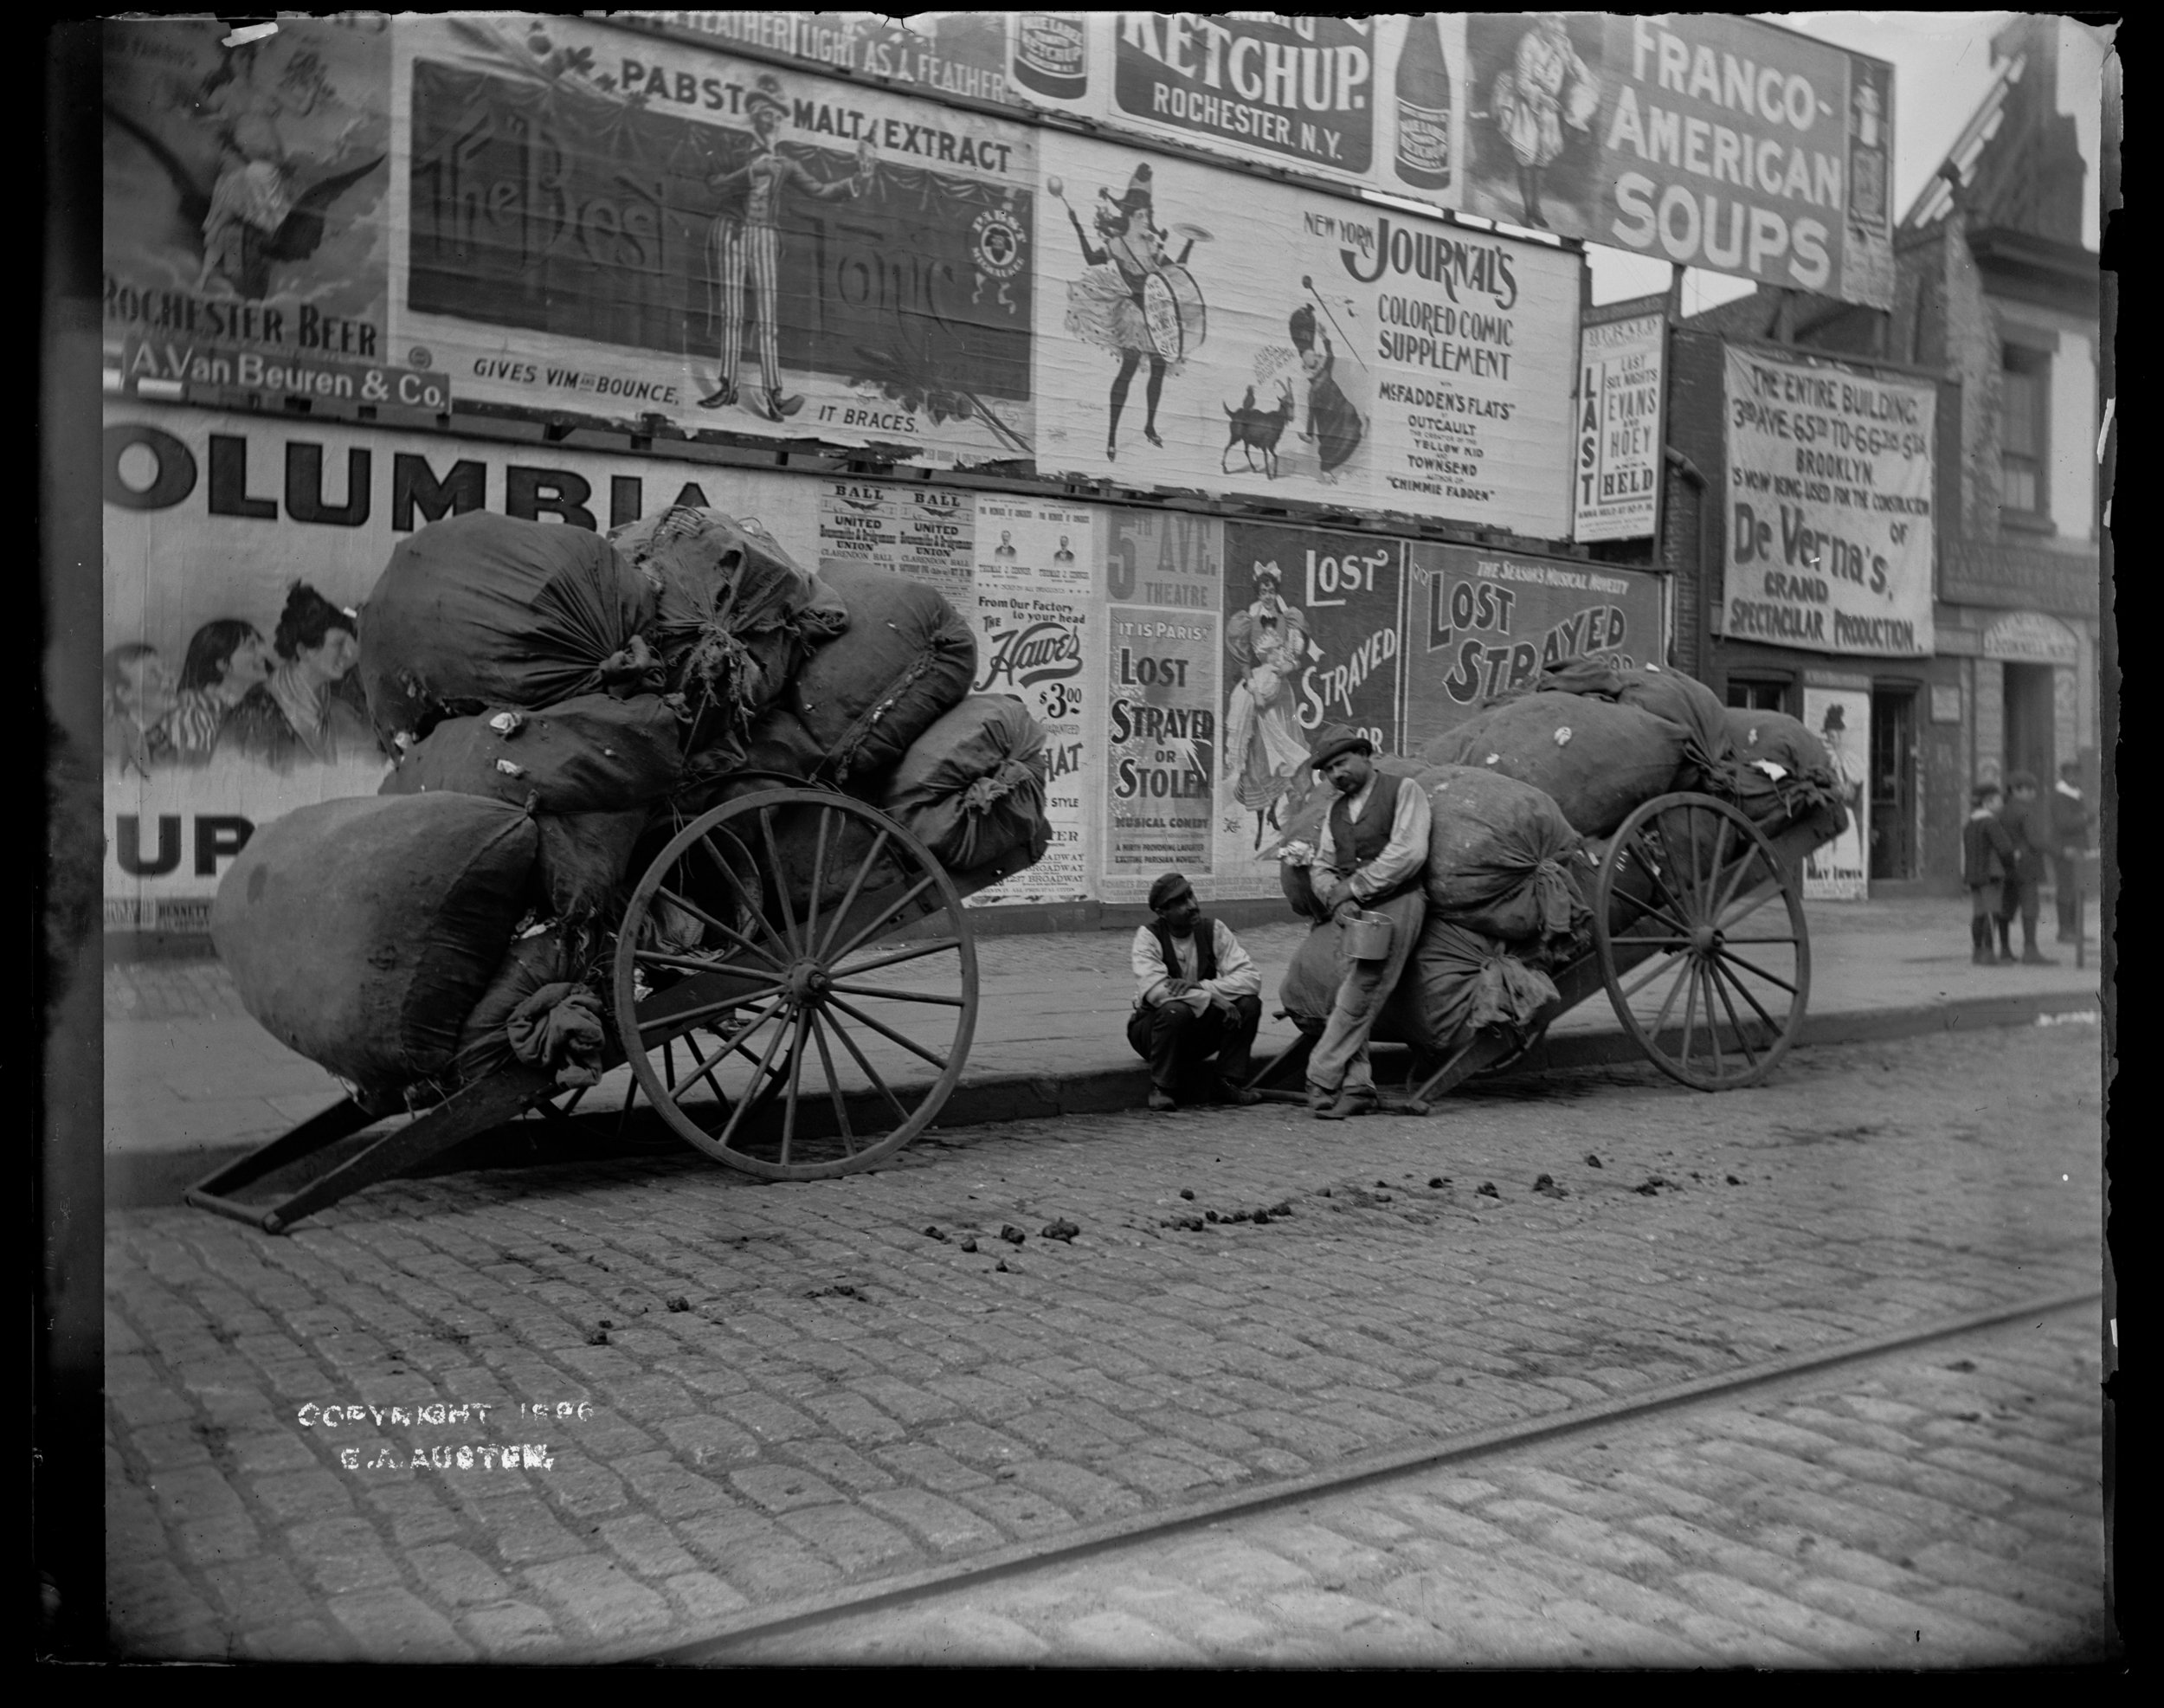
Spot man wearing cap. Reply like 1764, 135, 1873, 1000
1995, 770, 2057, 965
700, 72, 874, 422
1128, 873, 1263, 1112
1295, 726, 1431, 1121
1963, 780, 2018, 965
2049, 759, 2093, 944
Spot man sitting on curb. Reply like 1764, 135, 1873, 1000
1298, 726, 1431, 1122
1127, 872, 1264, 1112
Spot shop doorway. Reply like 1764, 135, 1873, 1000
1725, 678, 1790, 713
2002, 662, 2057, 785
1869, 686, 1917, 880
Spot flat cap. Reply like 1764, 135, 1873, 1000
1308, 725, 1373, 771
1147, 872, 1193, 911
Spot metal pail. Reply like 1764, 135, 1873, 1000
1344, 910, 1394, 960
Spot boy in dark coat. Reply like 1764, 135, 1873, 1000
1963, 781, 2018, 965
2049, 759, 2093, 943
1996, 770, 2058, 965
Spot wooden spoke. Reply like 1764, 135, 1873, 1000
1697, 964, 1723, 1078
826, 873, 940, 967
757, 807, 802, 957
805, 806, 833, 966
807, 1011, 858, 1154
1615, 947, 1686, 1004
1707, 958, 1767, 1062
1714, 884, 1784, 936
710, 998, 797, 1155
693, 828, 792, 964
667, 996, 789, 1103
815, 827, 893, 960
655, 885, 783, 971
1712, 954, 1787, 1036
833, 938, 963, 977
1611, 885, 1696, 939
778, 1006, 811, 1166
613, 1069, 641, 1142
636, 947, 763, 979
821, 982, 967, 1008
824, 996, 952, 1072
819, 1008, 911, 1125
1648, 953, 1693, 1040
661, 1038, 678, 1091
1716, 950, 1799, 996
636, 992, 776, 1036
1678, 951, 1702, 1066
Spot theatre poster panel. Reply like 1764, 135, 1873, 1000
1032, 129, 1578, 538
1099, 511, 1223, 903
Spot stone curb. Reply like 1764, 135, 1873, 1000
107, 987, 2102, 1211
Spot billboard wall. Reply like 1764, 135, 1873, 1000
389, 16, 1040, 465
1008, 13, 1896, 311
103, 403, 1668, 918
1032, 129, 1580, 538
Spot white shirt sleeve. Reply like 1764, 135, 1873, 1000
1201, 921, 1262, 1002
1350, 777, 1433, 901
1130, 925, 1175, 1009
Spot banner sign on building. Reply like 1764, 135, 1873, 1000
1459, 13, 1894, 309
1099, 511, 1223, 901
390, 16, 1038, 465
1574, 313, 1665, 542
615, 11, 1017, 107
1033, 131, 1577, 537
965, 498, 1098, 904
103, 17, 398, 401
1722, 347, 1935, 658
1800, 684, 1871, 899
1214, 522, 1407, 899
1403, 543, 1664, 741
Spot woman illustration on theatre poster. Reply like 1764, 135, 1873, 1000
1224, 560, 1314, 849
1052, 160, 1211, 463
1482, 12, 1599, 230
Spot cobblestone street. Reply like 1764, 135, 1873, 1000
103, 1021, 2104, 1661
725, 1308, 2111, 1667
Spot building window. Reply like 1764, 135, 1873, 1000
2000, 345, 2051, 525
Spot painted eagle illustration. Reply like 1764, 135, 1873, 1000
104, 103, 384, 303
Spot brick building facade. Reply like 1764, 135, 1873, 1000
1667, 16, 2103, 893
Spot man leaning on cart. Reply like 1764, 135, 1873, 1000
1286, 725, 1432, 1121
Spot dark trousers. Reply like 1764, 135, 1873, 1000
2051, 854, 2083, 937
1126, 995, 1262, 1092
1997, 873, 2041, 947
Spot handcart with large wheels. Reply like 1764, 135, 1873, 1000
188, 781, 1034, 1234
1245, 793, 1843, 1110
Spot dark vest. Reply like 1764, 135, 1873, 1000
1148, 917, 1217, 983
1327, 772, 1406, 880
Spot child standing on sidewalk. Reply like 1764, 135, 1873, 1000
1964, 781, 2019, 965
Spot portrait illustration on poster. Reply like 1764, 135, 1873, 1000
1801, 686, 1870, 899
103, 17, 390, 353
104, 584, 375, 781
1222, 561, 1316, 853
1466, 13, 1602, 234
1046, 159, 1212, 462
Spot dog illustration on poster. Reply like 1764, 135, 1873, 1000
1049, 160, 1211, 461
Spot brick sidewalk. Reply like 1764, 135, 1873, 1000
103, 1022, 2102, 1660
104, 893, 2103, 1195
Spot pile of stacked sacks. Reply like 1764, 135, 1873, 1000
213, 508, 1051, 1108
1270, 660, 1847, 1080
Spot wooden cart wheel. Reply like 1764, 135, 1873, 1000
1593, 792, 1810, 1091
611, 789, 978, 1180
